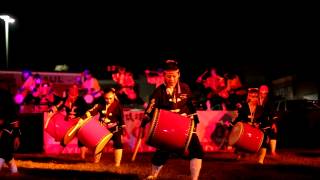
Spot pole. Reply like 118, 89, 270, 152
5, 21, 9, 68
0, 15, 15, 69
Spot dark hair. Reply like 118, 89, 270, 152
248, 88, 259, 94
104, 87, 116, 94
163, 59, 179, 71
83, 69, 91, 75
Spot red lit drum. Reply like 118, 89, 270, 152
228, 122, 264, 153
77, 116, 113, 155
44, 111, 79, 142
146, 109, 194, 153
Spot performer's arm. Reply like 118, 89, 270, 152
81, 104, 101, 119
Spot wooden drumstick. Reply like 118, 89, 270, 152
44, 111, 55, 129
131, 127, 144, 162
187, 113, 197, 117
67, 116, 90, 137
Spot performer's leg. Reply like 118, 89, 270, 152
188, 133, 204, 180
80, 147, 87, 160
270, 139, 277, 156
8, 158, 18, 173
0, 158, 4, 171
58, 141, 66, 154
94, 152, 102, 163
146, 149, 170, 179
258, 148, 267, 164
114, 149, 123, 167
112, 131, 123, 167
190, 158, 202, 180
78, 141, 87, 160
269, 122, 278, 156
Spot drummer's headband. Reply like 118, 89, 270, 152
163, 59, 179, 71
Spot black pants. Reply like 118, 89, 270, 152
0, 130, 16, 162
111, 131, 123, 149
151, 133, 204, 166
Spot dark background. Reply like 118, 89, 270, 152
1, 5, 318, 84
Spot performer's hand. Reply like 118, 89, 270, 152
107, 122, 117, 129
121, 126, 128, 136
48, 105, 58, 113
271, 123, 278, 133
14, 137, 20, 151
139, 126, 146, 139
253, 123, 260, 128
181, 113, 187, 117
140, 115, 150, 128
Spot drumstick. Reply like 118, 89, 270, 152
44, 111, 54, 129
131, 138, 142, 162
67, 116, 90, 137
131, 127, 143, 162
187, 113, 197, 117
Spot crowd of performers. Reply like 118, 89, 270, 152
0, 62, 279, 180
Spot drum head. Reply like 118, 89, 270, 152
228, 122, 243, 146
94, 133, 113, 155
64, 124, 79, 145
63, 116, 89, 145
211, 123, 227, 147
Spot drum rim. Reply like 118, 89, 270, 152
228, 122, 265, 152
228, 122, 244, 146
63, 114, 99, 145
45, 111, 67, 141
184, 117, 194, 153
94, 133, 113, 155
145, 108, 160, 146
64, 124, 78, 145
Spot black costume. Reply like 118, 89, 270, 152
0, 89, 21, 162
54, 95, 89, 147
233, 103, 271, 148
142, 82, 204, 166
85, 97, 125, 149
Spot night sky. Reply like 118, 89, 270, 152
0, 5, 318, 84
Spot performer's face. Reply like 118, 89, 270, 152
104, 92, 115, 104
164, 69, 180, 88
248, 93, 259, 105
69, 85, 79, 97
259, 90, 268, 99
40, 84, 51, 96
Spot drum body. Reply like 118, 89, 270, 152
76, 116, 113, 155
211, 123, 229, 148
44, 111, 79, 142
228, 122, 264, 152
146, 109, 194, 153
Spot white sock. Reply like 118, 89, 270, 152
151, 164, 163, 178
190, 158, 202, 180
8, 159, 18, 173
0, 158, 5, 171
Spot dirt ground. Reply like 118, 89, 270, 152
1, 148, 320, 179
